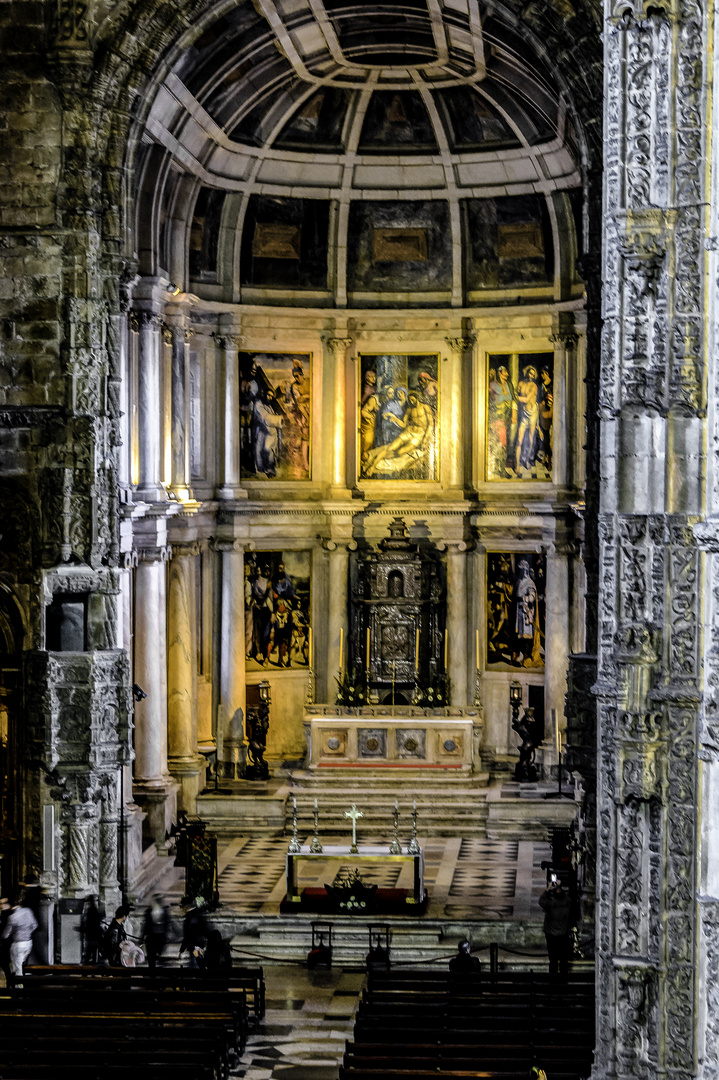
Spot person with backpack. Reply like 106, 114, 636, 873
103, 905, 130, 966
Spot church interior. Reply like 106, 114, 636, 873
0, 0, 717, 1077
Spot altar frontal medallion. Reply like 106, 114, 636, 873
358, 353, 439, 481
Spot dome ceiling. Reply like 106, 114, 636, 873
140, 1, 583, 305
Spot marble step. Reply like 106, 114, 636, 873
290, 769, 490, 788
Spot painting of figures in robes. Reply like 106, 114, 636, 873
244, 551, 311, 671
486, 552, 546, 670
486, 352, 553, 480
239, 352, 311, 481
358, 353, 439, 480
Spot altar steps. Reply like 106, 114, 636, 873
285, 771, 490, 838
223, 914, 547, 967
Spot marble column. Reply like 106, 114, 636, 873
133, 546, 177, 845
135, 310, 164, 501
168, 322, 193, 501
544, 548, 570, 764
445, 336, 474, 493
327, 336, 353, 492
216, 327, 244, 499
218, 540, 249, 776
167, 544, 201, 812
549, 321, 578, 490
442, 541, 469, 705
325, 540, 355, 690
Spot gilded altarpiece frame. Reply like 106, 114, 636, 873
357, 353, 439, 481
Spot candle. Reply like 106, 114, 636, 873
395, 799, 398, 811
444, 630, 448, 668
339, 627, 344, 673
552, 709, 559, 758
413, 799, 416, 811
308, 626, 313, 669
314, 797, 318, 810
415, 627, 420, 668
475, 629, 480, 670
293, 795, 297, 810
366, 626, 370, 667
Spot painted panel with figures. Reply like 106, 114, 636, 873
486, 352, 553, 481
486, 552, 546, 670
240, 352, 311, 481
358, 353, 439, 480
244, 551, 311, 671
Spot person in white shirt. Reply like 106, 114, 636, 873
1, 891, 38, 979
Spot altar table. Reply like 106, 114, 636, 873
286, 844, 425, 905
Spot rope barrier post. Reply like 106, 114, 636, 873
490, 942, 499, 975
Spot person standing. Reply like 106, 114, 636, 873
103, 905, 130, 967
81, 895, 103, 965
539, 878, 574, 976
449, 939, 480, 973
1, 891, 38, 984
143, 894, 170, 972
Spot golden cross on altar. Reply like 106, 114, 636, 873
344, 803, 363, 853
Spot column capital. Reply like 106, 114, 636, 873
171, 540, 204, 559
137, 545, 172, 564
213, 332, 244, 350
327, 337, 353, 355
549, 331, 579, 350
437, 539, 469, 554
213, 538, 254, 553
445, 336, 475, 356
322, 539, 357, 552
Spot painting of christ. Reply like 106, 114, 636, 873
358, 353, 439, 481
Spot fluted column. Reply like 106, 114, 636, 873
327, 336, 353, 492
133, 545, 177, 844
441, 541, 469, 705
549, 319, 578, 490
218, 540, 250, 776
544, 547, 570, 764
135, 310, 164, 501
167, 543, 202, 812
168, 318, 193, 501
445, 336, 474, 492
216, 326, 244, 499
325, 539, 356, 689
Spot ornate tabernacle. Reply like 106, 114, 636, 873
350, 517, 446, 704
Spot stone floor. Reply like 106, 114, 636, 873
233, 966, 364, 1080
159, 834, 552, 921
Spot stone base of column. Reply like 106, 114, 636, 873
167, 756, 206, 816
217, 486, 248, 500
121, 802, 146, 899
133, 780, 179, 851
222, 739, 247, 779
134, 484, 167, 503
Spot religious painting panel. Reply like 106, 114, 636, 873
245, 550, 311, 671
486, 552, 546, 670
239, 352, 311, 481
486, 352, 554, 481
358, 353, 439, 480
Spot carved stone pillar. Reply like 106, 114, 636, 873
167, 543, 202, 812
133, 546, 177, 846
135, 310, 164, 502
595, 5, 709, 1077
218, 540, 250, 776
445, 337, 474, 492
98, 777, 120, 910
215, 326, 245, 500
439, 540, 468, 705
327, 336, 353, 492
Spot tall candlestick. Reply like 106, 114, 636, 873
366, 626, 370, 667
475, 629, 480, 669
339, 627, 344, 674
308, 626, 313, 669
444, 629, 448, 668
415, 627, 420, 668
553, 708, 560, 758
